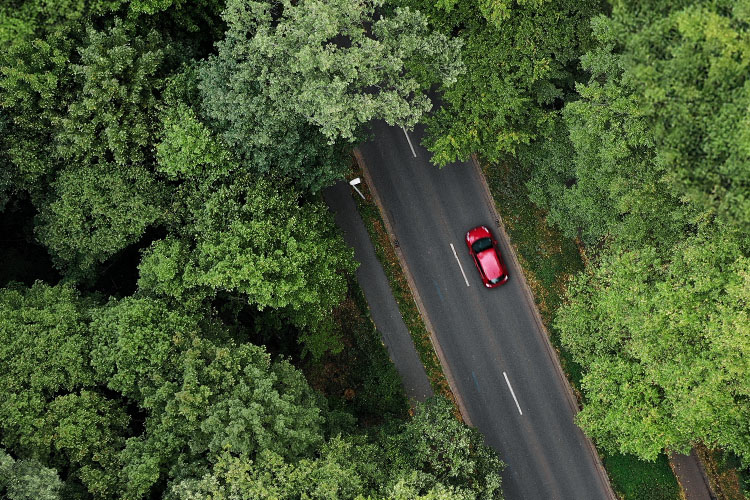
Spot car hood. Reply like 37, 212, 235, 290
477, 249, 503, 279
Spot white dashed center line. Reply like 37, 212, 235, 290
504, 371, 523, 415
402, 126, 417, 157
450, 243, 470, 287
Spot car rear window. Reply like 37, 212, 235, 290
472, 237, 493, 253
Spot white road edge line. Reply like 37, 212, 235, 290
450, 243, 470, 287
402, 126, 417, 158
503, 371, 523, 415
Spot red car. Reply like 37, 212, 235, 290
465, 226, 509, 288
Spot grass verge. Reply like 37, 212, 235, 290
482, 158, 680, 500
349, 162, 456, 407
695, 445, 750, 500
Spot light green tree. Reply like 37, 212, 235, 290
200, 0, 462, 190
557, 225, 750, 461
0, 449, 62, 500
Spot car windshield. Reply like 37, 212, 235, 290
471, 237, 493, 254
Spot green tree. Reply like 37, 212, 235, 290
55, 20, 167, 168
200, 0, 462, 190
619, 3, 750, 231
557, 225, 750, 461
90, 296, 205, 405
0, 31, 76, 203
24, 20, 171, 278
391, 397, 503, 498
156, 103, 232, 181
0, 449, 62, 500
44, 391, 129, 498
170, 398, 504, 500
35, 162, 164, 278
527, 2, 750, 244
170, 442, 365, 500
117, 336, 326, 498
139, 177, 356, 357
0, 283, 97, 455
397, 0, 602, 166
0, 283, 132, 498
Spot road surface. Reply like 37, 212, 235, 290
358, 120, 613, 500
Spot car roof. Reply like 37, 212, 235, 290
477, 246, 503, 279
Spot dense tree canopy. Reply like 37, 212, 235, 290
396, 0, 603, 166
170, 397, 503, 500
0, 280, 503, 499
558, 225, 750, 460
0, 449, 62, 500
200, 0, 463, 190
522, 0, 750, 468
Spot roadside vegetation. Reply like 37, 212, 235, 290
399, 0, 749, 497
0, 1, 503, 499
484, 158, 680, 500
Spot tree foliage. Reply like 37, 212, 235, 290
397, 0, 603, 166
36, 162, 165, 278
200, 0, 463, 190
171, 397, 503, 500
0, 30, 76, 203
526, 0, 750, 467
527, 2, 750, 244
558, 224, 750, 461
139, 176, 356, 357
0, 283, 97, 455
0, 449, 62, 500
0, 1, 507, 499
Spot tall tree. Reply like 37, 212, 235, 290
170, 397, 504, 499
138, 176, 357, 357
200, 0, 462, 190
396, 0, 603, 166
0, 283, 131, 498
0, 283, 97, 455
0, 449, 62, 500
31, 20, 170, 278
0, 30, 76, 205
36, 162, 165, 278
557, 224, 750, 461
527, 1, 750, 244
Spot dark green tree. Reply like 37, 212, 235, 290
36, 162, 164, 278
527, 1, 750, 243
396, 0, 603, 166
0, 283, 97, 455
0, 31, 76, 205
31, 20, 170, 277
138, 176, 356, 357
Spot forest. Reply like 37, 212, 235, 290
0, 0, 748, 499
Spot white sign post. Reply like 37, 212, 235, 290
349, 177, 365, 200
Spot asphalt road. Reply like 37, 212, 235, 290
359, 120, 613, 500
